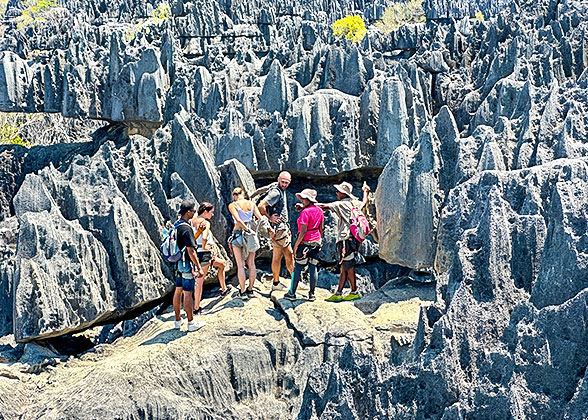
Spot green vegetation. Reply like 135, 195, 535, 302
15, 0, 57, 30
0, 115, 34, 147
0, 0, 9, 18
125, 2, 171, 41
471, 11, 485, 22
376, 0, 426, 34
332, 15, 367, 44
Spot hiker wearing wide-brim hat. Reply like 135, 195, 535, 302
284, 188, 324, 302
333, 182, 357, 200
316, 182, 371, 302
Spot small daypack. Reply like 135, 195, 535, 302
161, 220, 188, 263
350, 206, 371, 242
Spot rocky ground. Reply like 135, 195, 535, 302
0, 277, 433, 420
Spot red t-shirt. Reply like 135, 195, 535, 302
297, 205, 324, 242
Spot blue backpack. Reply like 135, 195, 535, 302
161, 220, 188, 263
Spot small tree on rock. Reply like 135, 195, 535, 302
332, 15, 367, 43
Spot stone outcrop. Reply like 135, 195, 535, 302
0, 280, 430, 420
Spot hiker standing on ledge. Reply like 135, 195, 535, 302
172, 200, 206, 332
318, 182, 370, 302
258, 171, 294, 291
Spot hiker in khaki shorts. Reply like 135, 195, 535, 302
258, 171, 294, 291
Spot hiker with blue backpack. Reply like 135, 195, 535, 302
317, 182, 371, 302
162, 200, 206, 332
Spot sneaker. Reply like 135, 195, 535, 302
193, 307, 206, 316
246, 289, 255, 298
271, 282, 287, 291
298, 282, 310, 291
240, 290, 249, 300
343, 292, 360, 301
307, 293, 316, 302
220, 285, 232, 297
187, 320, 205, 332
174, 320, 183, 329
325, 293, 343, 302
284, 292, 297, 301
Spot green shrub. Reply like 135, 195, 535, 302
332, 15, 367, 43
16, 0, 57, 30
471, 11, 484, 22
376, 0, 426, 34
0, 122, 33, 147
0, 0, 9, 18
125, 2, 171, 41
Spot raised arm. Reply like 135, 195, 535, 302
360, 183, 370, 210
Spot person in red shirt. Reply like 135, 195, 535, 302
284, 189, 324, 301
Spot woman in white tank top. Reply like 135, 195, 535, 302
228, 187, 266, 300
190, 202, 230, 315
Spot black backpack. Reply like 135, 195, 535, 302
251, 182, 283, 217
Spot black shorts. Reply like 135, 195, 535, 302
336, 237, 360, 271
197, 250, 212, 266
295, 243, 321, 266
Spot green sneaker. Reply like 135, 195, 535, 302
325, 293, 343, 302
343, 292, 360, 301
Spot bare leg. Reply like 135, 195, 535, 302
246, 251, 256, 291
271, 246, 284, 283
213, 257, 227, 291
233, 246, 247, 293
173, 287, 183, 321
348, 267, 357, 291
337, 265, 347, 294
193, 265, 208, 311
282, 245, 294, 276
183, 291, 194, 322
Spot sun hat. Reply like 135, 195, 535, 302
333, 182, 356, 199
296, 188, 318, 203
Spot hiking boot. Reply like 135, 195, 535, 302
307, 293, 316, 302
240, 290, 249, 300
220, 285, 232, 297
284, 292, 297, 301
325, 293, 343, 302
271, 282, 287, 291
174, 319, 183, 329
187, 320, 205, 332
246, 289, 255, 298
343, 291, 360, 301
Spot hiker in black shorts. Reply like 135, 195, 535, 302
318, 182, 370, 302
173, 200, 206, 332
191, 202, 231, 315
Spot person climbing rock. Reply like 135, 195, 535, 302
284, 188, 324, 302
318, 182, 370, 302
258, 171, 294, 292
191, 202, 231, 316
172, 200, 206, 332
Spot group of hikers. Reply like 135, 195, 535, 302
166, 171, 371, 332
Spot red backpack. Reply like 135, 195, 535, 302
350, 206, 370, 242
